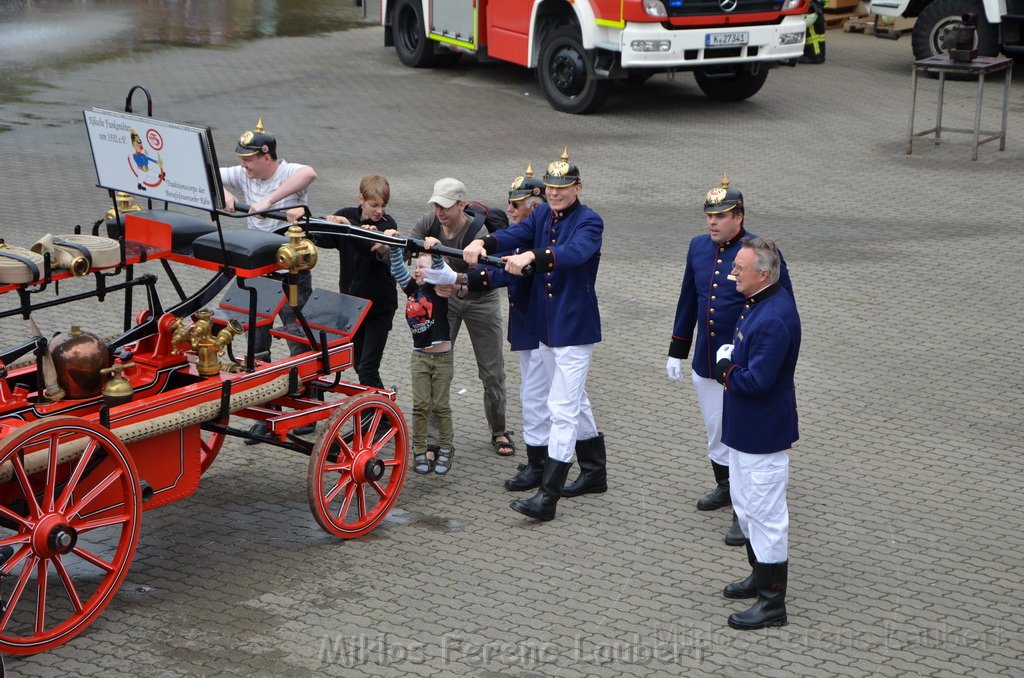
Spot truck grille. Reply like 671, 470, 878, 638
665, 0, 785, 16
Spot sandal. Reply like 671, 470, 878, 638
413, 452, 433, 475
434, 448, 454, 475
491, 431, 516, 457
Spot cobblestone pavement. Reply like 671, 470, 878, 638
1, 5, 1022, 676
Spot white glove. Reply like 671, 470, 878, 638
666, 357, 683, 382
421, 261, 457, 285
716, 344, 734, 363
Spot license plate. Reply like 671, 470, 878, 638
706, 32, 749, 47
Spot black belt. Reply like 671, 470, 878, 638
52, 237, 93, 266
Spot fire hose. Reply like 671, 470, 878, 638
0, 373, 291, 483
30, 234, 122, 277
0, 235, 121, 283
0, 243, 45, 284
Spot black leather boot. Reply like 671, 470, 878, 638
723, 540, 757, 599
505, 444, 547, 491
697, 461, 731, 510
724, 512, 745, 546
510, 458, 572, 522
727, 561, 788, 630
562, 433, 607, 498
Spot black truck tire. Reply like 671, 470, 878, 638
911, 0, 998, 61
394, 0, 438, 68
694, 65, 769, 102
538, 27, 612, 114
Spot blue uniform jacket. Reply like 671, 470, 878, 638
480, 201, 602, 348
472, 264, 537, 352
715, 282, 801, 454
670, 229, 792, 378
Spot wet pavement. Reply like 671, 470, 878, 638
1, 3, 1023, 677
0, 0, 367, 107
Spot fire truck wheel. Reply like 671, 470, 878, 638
307, 393, 408, 539
912, 0, 998, 66
394, 0, 439, 68
0, 417, 142, 655
694, 65, 769, 102
538, 27, 612, 114
625, 70, 655, 87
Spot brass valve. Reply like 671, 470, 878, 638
100, 362, 136, 407
168, 310, 243, 376
104, 191, 143, 223
275, 224, 317, 306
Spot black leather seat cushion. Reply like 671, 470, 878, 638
109, 210, 217, 254
191, 230, 284, 270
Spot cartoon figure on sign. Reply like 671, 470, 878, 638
128, 128, 165, 190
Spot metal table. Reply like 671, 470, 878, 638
906, 54, 1012, 161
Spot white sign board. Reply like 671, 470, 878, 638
83, 108, 223, 211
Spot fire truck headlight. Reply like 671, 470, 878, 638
779, 31, 805, 45
642, 0, 668, 18
631, 39, 672, 52
782, 0, 803, 9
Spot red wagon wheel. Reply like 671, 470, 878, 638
0, 417, 142, 655
199, 430, 225, 474
306, 393, 408, 538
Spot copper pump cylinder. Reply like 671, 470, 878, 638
49, 326, 111, 399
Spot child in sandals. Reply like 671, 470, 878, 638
386, 232, 456, 475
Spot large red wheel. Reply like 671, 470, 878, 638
199, 430, 225, 474
0, 417, 142, 655
306, 393, 408, 538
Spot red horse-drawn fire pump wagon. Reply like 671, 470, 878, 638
0, 89, 508, 656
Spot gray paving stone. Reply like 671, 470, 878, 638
1, 4, 1023, 676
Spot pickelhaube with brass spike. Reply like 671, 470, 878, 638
703, 170, 744, 215
235, 117, 277, 157
509, 163, 547, 203
542, 147, 581, 188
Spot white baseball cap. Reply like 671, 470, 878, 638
428, 177, 467, 208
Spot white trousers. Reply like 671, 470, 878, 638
519, 348, 597, 447
691, 370, 729, 466
728, 447, 789, 563
533, 343, 594, 462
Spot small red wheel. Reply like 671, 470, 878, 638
0, 416, 142, 655
306, 393, 408, 538
199, 430, 225, 474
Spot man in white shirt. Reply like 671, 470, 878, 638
220, 118, 317, 232
219, 120, 319, 443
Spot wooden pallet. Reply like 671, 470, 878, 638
843, 15, 917, 35
825, 12, 867, 29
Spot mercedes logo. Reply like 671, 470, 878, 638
720, 0, 738, 11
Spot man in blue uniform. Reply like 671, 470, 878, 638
463, 149, 603, 522
715, 237, 801, 630
452, 165, 604, 497
667, 173, 791, 545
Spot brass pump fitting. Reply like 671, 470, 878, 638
168, 310, 243, 375
275, 224, 317, 306
194, 319, 243, 376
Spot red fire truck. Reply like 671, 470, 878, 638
381, 0, 810, 113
